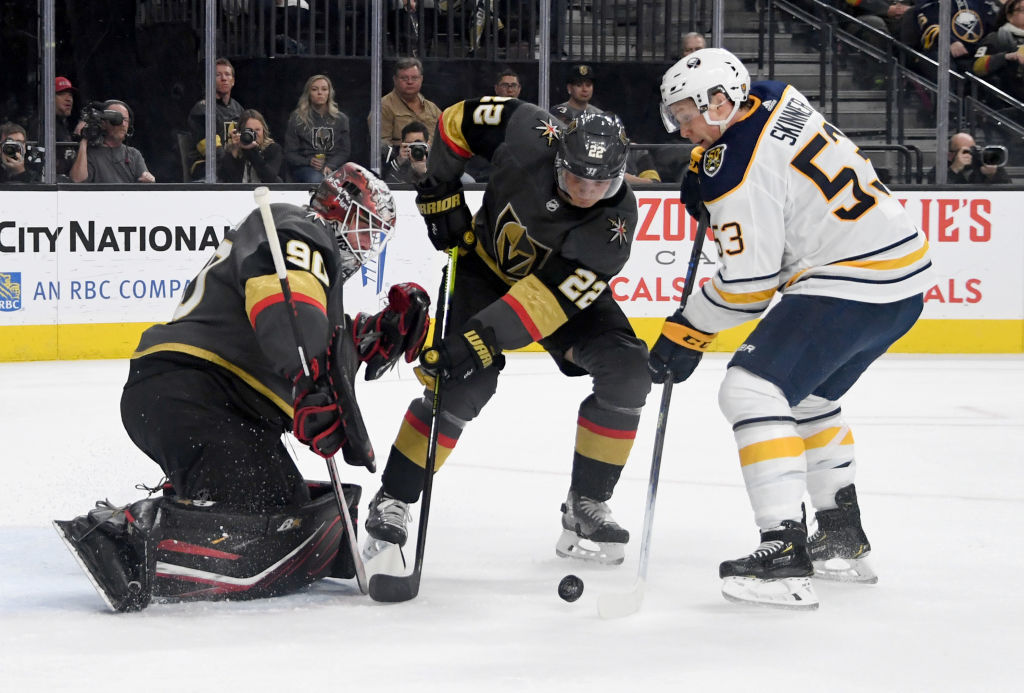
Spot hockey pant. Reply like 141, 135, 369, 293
719, 293, 923, 529
381, 258, 651, 503
121, 359, 310, 513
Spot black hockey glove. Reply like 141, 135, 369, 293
648, 310, 717, 384
416, 320, 503, 386
415, 179, 474, 251
681, 145, 706, 222
291, 358, 346, 458
352, 282, 431, 381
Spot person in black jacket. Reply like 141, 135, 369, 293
220, 109, 284, 183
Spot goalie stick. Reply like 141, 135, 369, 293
597, 204, 710, 620
369, 247, 457, 603
254, 186, 370, 595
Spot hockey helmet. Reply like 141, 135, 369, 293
659, 47, 750, 131
554, 111, 629, 202
309, 162, 396, 268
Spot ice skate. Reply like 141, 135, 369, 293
361, 536, 407, 577
364, 488, 412, 547
719, 519, 819, 610
53, 499, 159, 612
555, 489, 629, 565
808, 484, 877, 584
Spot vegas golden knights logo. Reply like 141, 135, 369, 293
493, 203, 551, 280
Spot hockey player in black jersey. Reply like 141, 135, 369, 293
54, 163, 431, 612
362, 99, 651, 566
651, 49, 932, 608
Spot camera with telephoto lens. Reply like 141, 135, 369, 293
968, 145, 1008, 168
2, 140, 23, 158
80, 101, 125, 144
409, 142, 428, 161
239, 127, 258, 145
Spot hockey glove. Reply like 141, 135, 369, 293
291, 359, 346, 458
681, 146, 706, 222
648, 310, 717, 384
352, 282, 431, 380
415, 179, 474, 251
417, 320, 503, 386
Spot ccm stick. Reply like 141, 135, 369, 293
369, 247, 458, 602
254, 186, 370, 595
597, 204, 709, 619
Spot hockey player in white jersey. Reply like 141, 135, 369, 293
650, 48, 933, 609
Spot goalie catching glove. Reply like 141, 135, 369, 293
415, 179, 475, 251
291, 358, 346, 458
416, 320, 504, 387
648, 310, 716, 384
352, 282, 431, 380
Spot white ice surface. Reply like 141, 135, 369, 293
1, 353, 1022, 691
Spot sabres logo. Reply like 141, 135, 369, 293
534, 118, 561, 146
608, 217, 629, 245
952, 10, 983, 43
703, 144, 726, 177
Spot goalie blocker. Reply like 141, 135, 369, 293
54, 481, 360, 612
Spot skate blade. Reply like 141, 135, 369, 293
53, 520, 120, 612
555, 529, 625, 566
362, 538, 406, 577
813, 557, 878, 584
721, 575, 820, 611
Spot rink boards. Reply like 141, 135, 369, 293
0, 187, 1020, 361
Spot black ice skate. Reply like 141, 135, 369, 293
53, 499, 159, 612
808, 484, 877, 584
364, 488, 411, 547
555, 489, 629, 565
719, 519, 819, 610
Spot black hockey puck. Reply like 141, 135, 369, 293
558, 574, 584, 602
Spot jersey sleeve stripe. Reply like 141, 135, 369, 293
710, 282, 777, 305
503, 274, 569, 339
245, 272, 327, 325
439, 102, 474, 159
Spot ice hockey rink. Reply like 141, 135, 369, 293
1, 352, 1021, 691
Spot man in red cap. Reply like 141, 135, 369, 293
55, 76, 77, 142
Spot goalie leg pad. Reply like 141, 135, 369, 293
152, 482, 361, 602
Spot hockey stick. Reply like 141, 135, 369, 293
253, 186, 370, 595
597, 207, 709, 619
368, 247, 458, 603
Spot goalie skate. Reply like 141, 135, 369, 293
719, 519, 819, 611
555, 490, 628, 565
808, 484, 878, 584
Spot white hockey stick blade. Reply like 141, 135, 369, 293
597, 578, 646, 619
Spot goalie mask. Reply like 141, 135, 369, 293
660, 47, 750, 131
554, 112, 629, 203
309, 163, 396, 270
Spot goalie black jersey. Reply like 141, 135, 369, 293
130, 203, 348, 418
429, 97, 638, 349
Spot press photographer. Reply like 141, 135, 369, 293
383, 121, 430, 184
929, 132, 1013, 184
220, 109, 283, 183
69, 99, 155, 184
0, 122, 40, 184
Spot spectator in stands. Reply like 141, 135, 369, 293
188, 57, 244, 180
494, 68, 522, 99
285, 74, 351, 183
841, 2, 912, 88
681, 32, 706, 57
907, 1, 999, 77
375, 57, 442, 154
972, 0, 1024, 106
54, 76, 76, 142
383, 120, 430, 184
0, 122, 40, 184
927, 131, 1013, 183
69, 99, 155, 183
551, 64, 602, 123
220, 109, 283, 184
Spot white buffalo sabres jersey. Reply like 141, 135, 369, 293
682, 82, 933, 334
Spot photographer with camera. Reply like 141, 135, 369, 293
69, 99, 155, 184
0, 122, 40, 184
383, 121, 430, 184
928, 132, 1013, 184
219, 109, 283, 183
